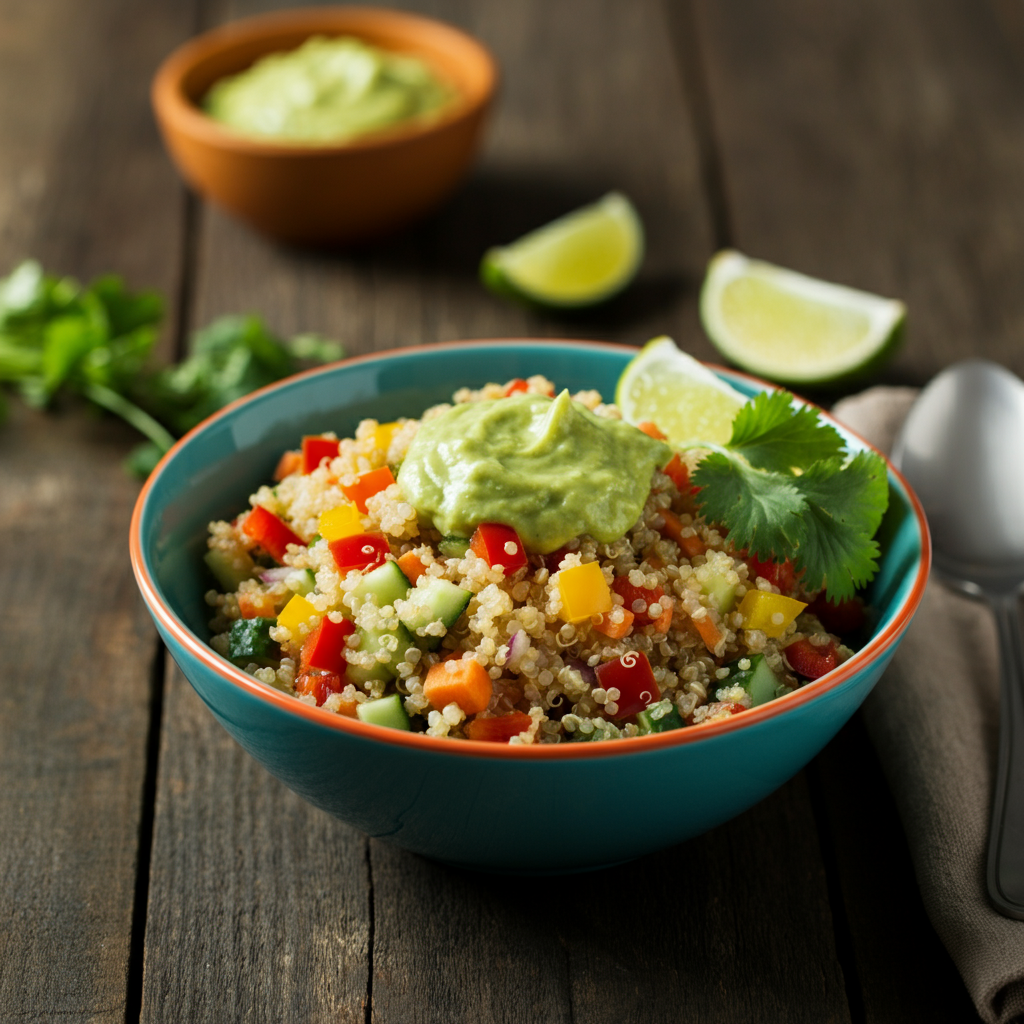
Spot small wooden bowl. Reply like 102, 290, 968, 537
151, 6, 497, 245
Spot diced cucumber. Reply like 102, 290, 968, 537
287, 568, 316, 596
349, 560, 411, 608
399, 577, 472, 651
720, 653, 781, 707
205, 547, 256, 591
701, 572, 737, 614
345, 622, 415, 684
439, 535, 470, 558
357, 693, 411, 731
228, 617, 276, 662
636, 702, 684, 734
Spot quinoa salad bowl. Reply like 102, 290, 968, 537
130, 339, 929, 873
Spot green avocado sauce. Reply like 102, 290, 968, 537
396, 391, 672, 553
203, 36, 455, 144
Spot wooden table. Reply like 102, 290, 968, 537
3, 1, 1022, 1020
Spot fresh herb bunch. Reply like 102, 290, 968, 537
689, 390, 889, 601
0, 260, 343, 475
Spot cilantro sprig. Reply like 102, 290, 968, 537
0, 260, 343, 475
689, 390, 889, 601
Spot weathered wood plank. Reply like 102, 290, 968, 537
690, 0, 1024, 387
0, 2, 193, 1021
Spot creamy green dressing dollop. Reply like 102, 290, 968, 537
203, 36, 455, 144
396, 391, 672, 553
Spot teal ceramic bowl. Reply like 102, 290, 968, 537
130, 339, 929, 873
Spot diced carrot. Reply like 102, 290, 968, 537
333, 697, 359, 718
273, 450, 302, 482
342, 466, 396, 513
466, 711, 533, 742
692, 613, 724, 652
637, 421, 668, 440
651, 596, 674, 633
503, 378, 529, 396
663, 453, 690, 492
592, 607, 635, 638
294, 668, 343, 707
396, 550, 429, 585
659, 509, 707, 558
238, 591, 278, 619
423, 657, 493, 714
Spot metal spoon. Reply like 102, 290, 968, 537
892, 359, 1024, 920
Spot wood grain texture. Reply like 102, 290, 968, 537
139, 666, 372, 1024
0, 1, 192, 1020
689, 0, 1024, 388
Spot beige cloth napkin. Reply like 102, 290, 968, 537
833, 387, 1024, 1024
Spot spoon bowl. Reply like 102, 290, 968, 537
893, 358, 1024, 919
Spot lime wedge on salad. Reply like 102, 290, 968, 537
700, 250, 906, 388
480, 192, 643, 308
616, 336, 746, 445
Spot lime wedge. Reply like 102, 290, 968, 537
615, 336, 746, 445
700, 250, 906, 388
481, 193, 643, 308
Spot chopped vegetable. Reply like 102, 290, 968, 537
636, 420, 668, 440
784, 638, 838, 680
503, 378, 529, 396
343, 466, 396, 513
658, 509, 706, 559
372, 421, 400, 451
557, 561, 613, 623
690, 612, 726, 652
398, 577, 471, 651
806, 592, 866, 636
438, 535, 471, 558
328, 532, 390, 574
274, 451, 301, 481
593, 650, 660, 718
592, 607, 635, 638
300, 616, 356, 675
611, 575, 665, 628
747, 553, 796, 593
396, 550, 429, 585
238, 590, 278, 619
204, 546, 256, 591
689, 389, 888, 600
228, 617, 276, 662
466, 711, 533, 742
277, 593, 319, 635
319, 503, 363, 541
469, 523, 528, 576
720, 654, 787, 707
241, 505, 305, 563
302, 435, 340, 474
356, 693, 411, 730
737, 590, 807, 638
423, 657, 493, 714
662, 452, 692, 493
294, 668, 344, 706
636, 701, 684, 734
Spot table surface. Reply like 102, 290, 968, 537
3, 0, 1023, 1021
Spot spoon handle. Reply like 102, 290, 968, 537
987, 592, 1024, 919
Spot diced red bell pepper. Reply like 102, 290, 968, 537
241, 505, 306, 564
784, 637, 838, 680
594, 650, 661, 718
342, 466, 396, 513
748, 554, 796, 593
611, 576, 666, 628
465, 711, 533, 742
805, 593, 866, 637
543, 545, 575, 573
301, 616, 356, 675
470, 523, 529, 575
662, 453, 692, 493
302, 436, 340, 474
294, 668, 344, 706
273, 450, 301, 481
504, 378, 530, 396
329, 532, 391, 575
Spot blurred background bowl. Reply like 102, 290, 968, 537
130, 340, 929, 873
151, 6, 497, 245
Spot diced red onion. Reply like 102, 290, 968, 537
259, 567, 294, 584
565, 657, 597, 688
506, 631, 531, 671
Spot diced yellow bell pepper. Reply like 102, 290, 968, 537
319, 503, 363, 541
737, 590, 807, 638
558, 561, 613, 623
277, 594, 319, 636
373, 421, 400, 452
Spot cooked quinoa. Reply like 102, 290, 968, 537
204, 375, 855, 744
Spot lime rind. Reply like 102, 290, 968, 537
480, 192, 644, 309
615, 336, 746, 446
699, 250, 906, 388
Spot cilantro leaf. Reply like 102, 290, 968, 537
790, 450, 889, 599
692, 452, 805, 560
688, 389, 889, 601
727, 390, 845, 472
